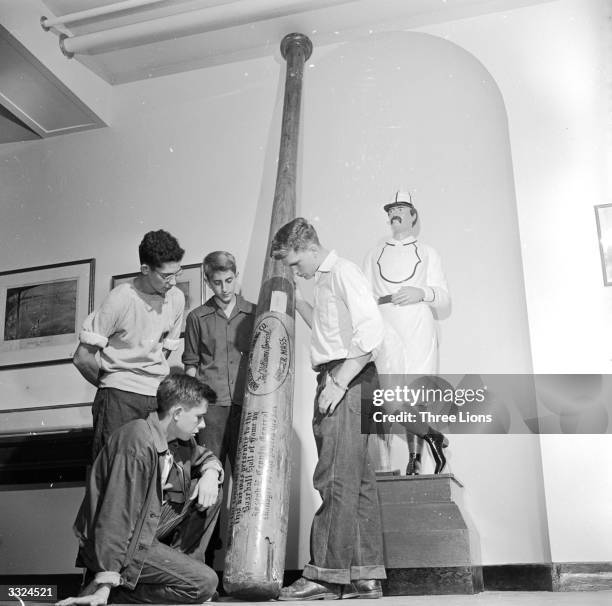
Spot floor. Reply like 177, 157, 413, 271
3, 593, 612, 606
214, 591, 612, 605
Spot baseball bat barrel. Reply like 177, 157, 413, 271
223, 33, 312, 601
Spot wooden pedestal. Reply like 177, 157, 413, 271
377, 473, 482, 595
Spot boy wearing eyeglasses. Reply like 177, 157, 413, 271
73, 229, 186, 459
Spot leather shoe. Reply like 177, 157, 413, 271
279, 577, 341, 601
342, 579, 382, 599
423, 433, 449, 474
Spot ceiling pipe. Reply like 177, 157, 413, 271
41, 0, 166, 31
56, 0, 350, 57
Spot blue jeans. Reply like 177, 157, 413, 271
303, 361, 386, 585
109, 540, 218, 604
108, 494, 221, 603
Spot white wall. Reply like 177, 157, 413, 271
296, 30, 547, 566
0, 54, 283, 573
419, 0, 612, 565
0, 0, 609, 575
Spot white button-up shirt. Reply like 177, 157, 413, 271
311, 250, 385, 368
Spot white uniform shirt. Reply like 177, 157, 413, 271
311, 250, 385, 368
364, 235, 449, 307
364, 235, 450, 374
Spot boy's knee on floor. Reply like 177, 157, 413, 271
194, 564, 218, 601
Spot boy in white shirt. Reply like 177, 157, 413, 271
74, 229, 185, 459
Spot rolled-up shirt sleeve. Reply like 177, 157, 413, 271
192, 443, 224, 485
79, 290, 126, 349
334, 263, 385, 359
94, 570, 122, 587
79, 312, 108, 349
162, 289, 185, 351
163, 337, 181, 351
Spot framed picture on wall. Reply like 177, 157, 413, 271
111, 262, 205, 335
594, 203, 612, 286
0, 259, 95, 369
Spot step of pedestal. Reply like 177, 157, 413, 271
381, 501, 467, 529
377, 473, 464, 505
383, 527, 472, 567
376, 473, 481, 594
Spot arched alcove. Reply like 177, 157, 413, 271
286, 31, 551, 567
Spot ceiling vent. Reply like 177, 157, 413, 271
0, 25, 105, 144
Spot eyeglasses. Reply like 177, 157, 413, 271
152, 268, 183, 282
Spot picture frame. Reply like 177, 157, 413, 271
0, 259, 95, 369
594, 204, 612, 286
111, 262, 205, 335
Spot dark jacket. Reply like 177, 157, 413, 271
73, 413, 222, 588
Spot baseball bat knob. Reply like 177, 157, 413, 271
281, 33, 313, 61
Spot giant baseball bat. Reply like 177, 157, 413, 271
223, 33, 312, 601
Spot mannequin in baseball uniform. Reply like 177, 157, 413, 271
364, 191, 451, 475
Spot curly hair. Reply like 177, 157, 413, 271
138, 230, 185, 268
157, 374, 217, 417
270, 217, 320, 260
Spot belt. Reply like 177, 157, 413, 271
314, 359, 344, 373
377, 295, 392, 305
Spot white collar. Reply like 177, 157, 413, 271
316, 249, 338, 274
386, 235, 417, 246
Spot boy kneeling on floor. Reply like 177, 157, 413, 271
58, 374, 223, 605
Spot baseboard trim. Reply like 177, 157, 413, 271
552, 562, 612, 592
483, 564, 554, 591
384, 566, 483, 595
2, 562, 611, 598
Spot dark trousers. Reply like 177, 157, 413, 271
197, 403, 242, 566
197, 404, 241, 471
303, 362, 386, 585
92, 387, 157, 460
109, 493, 222, 604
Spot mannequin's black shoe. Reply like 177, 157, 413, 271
423, 433, 449, 474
